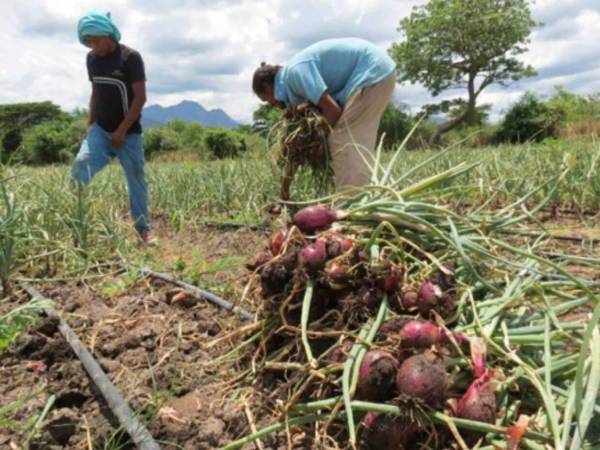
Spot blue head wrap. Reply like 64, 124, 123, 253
78, 11, 121, 47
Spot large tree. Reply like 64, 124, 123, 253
0, 102, 65, 162
390, 0, 537, 144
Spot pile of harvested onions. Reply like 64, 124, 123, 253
221, 146, 600, 450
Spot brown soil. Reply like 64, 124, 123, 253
0, 224, 283, 449
1, 213, 598, 449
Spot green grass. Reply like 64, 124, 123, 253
0, 297, 52, 351
0, 139, 598, 284
0, 139, 598, 449
148, 140, 600, 212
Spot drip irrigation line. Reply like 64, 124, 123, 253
198, 221, 268, 231
139, 267, 256, 322
499, 229, 600, 246
20, 283, 161, 450
549, 207, 600, 217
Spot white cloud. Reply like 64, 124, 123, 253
0, 0, 599, 124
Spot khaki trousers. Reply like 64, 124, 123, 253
328, 73, 396, 190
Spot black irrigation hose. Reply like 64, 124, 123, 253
550, 207, 600, 217
139, 268, 256, 322
499, 229, 600, 246
21, 283, 162, 450
199, 221, 268, 231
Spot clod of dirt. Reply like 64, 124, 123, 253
16, 334, 72, 368
178, 340, 200, 354
216, 402, 244, 436
119, 347, 148, 369
122, 332, 142, 349
196, 319, 221, 336
159, 392, 202, 434
170, 391, 201, 418
41, 339, 74, 367
49, 361, 88, 387
199, 417, 226, 447
15, 335, 47, 358
100, 332, 141, 357
98, 358, 121, 373
64, 298, 83, 313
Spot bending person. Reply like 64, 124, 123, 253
252, 37, 396, 199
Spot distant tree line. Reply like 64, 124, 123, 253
254, 85, 600, 150
5, 0, 600, 164
0, 102, 255, 165
1, 86, 600, 166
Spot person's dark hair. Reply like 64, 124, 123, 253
252, 62, 281, 96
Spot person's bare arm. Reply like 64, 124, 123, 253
280, 159, 298, 201
110, 81, 146, 148
317, 93, 342, 129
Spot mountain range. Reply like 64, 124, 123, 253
142, 100, 239, 129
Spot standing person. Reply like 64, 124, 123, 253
252, 37, 396, 199
70, 11, 156, 244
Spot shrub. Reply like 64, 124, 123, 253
404, 121, 437, 149
177, 122, 205, 151
378, 104, 415, 149
0, 101, 66, 163
204, 128, 247, 159
20, 118, 86, 165
143, 126, 182, 158
495, 92, 564, 143
445, 125, 497, 147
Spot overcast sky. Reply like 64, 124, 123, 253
1, 0, 600, 123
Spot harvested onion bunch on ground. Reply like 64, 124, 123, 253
221, 153, 600, 450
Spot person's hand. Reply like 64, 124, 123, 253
319, 115, 333, 135
317, 93, 342, 129
110, 128, 127, 148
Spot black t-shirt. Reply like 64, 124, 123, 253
86, 44, 146, 134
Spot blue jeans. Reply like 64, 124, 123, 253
69, 123, 150, 233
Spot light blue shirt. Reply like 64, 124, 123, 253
274, 38, 396, 106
